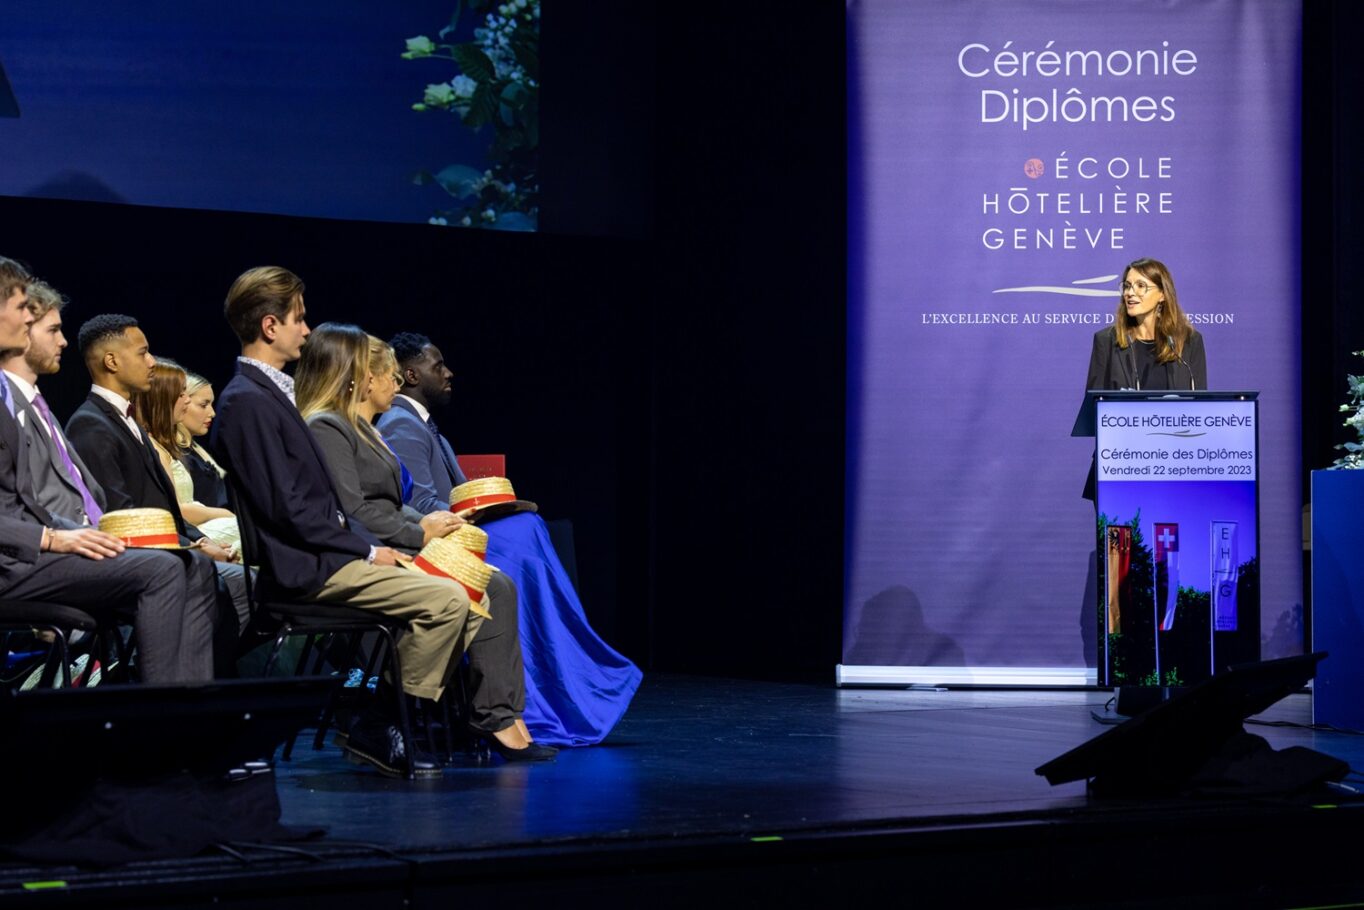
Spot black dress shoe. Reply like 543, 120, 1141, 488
344, 718, 442, 778
471, 727, 558, 762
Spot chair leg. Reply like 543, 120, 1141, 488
360, 630, 382, 683
285, 632, 333, 761
121, 625, 141, 682
312, 631, 368, 752
262, 624, 293, 676
377, 627, 416, 780
106, 622, 133, 683
37, 626, 70, 689
441, 695, 456, 762
421, 699, 439, 758
293, 632, 317, 678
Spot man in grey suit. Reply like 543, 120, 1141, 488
0, 280, 106, 525
0, 256, 214, 683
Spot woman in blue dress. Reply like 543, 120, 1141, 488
376, 333, 641, 747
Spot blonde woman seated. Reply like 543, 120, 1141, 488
178, 369, 233, 512
134, 361, 241, 556
296, 322, 549, 759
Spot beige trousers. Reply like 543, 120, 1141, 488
306, 560, 484, 701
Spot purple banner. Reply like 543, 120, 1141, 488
844, 0, 1301, 675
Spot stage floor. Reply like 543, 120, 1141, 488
273, 675, 1363, 848
5, 675, 1364, 908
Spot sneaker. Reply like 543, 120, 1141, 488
343, 718, 442, 779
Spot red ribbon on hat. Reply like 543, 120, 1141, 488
449, 491, 515, 513
117, 533, 181, 547
412, 555, 489, 615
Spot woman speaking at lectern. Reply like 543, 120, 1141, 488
1085, 257, 1208, 393
1083, 258, 1207, 501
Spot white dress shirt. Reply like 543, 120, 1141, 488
89, 384, 143, 438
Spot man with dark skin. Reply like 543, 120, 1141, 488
65, 314, 251, 661
375, 334, 464, 516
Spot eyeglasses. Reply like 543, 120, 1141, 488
1120, 281, 1158, 295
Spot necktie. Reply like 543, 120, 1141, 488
0, 372, 13, 417
32, 393, 104, 524
426, 416, 462, 483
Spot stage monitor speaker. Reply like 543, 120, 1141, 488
0, 677, 340, 864
1036, 653, 1341, 797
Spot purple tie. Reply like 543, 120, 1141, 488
31, 393, 104, 524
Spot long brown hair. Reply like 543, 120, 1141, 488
1113, 258, 1194, 364
296, 322, 381, 450
133, 361, 188, 455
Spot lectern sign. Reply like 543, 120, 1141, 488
1096, 400, 1257, 481
1095, 396, 1259, 687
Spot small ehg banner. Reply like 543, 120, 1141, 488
1212, 520, 1239, 631
843, 0, 1299, 678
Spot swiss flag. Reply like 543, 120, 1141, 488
1154, 523, 1179, 631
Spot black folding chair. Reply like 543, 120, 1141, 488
0, 600, 109, 689
226, 481, 421, 779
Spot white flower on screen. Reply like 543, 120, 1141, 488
451, 75, 478, 100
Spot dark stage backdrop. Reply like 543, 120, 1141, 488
844, 0, 1303, 681
0, 0, 848, 682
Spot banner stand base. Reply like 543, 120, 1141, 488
836, 665, 1098, 688
1114, 685, 1191, 717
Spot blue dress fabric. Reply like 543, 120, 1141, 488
480, 511, 642, 746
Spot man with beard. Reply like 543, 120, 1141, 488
0, 280, 106, 525
375, 333, 463, 515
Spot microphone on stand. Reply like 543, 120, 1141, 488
1170, 335, 1194, 390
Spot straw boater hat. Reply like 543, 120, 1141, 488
448, 477, 537, 523
450, 524, 489, 560
399, 536, 495, 619
98, 508, 190, 549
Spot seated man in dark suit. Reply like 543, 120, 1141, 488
211, 266, 552, 776
63, 314, 250, 663
0, 280, 105, 525
0, 256, 214, 683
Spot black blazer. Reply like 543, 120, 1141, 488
1085, 326, 1207, 392
1082, 327, 1208, 501
210, 362, 377, 597
64, 391, 200, 540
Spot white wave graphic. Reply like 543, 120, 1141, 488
992, 286, 1117, 296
